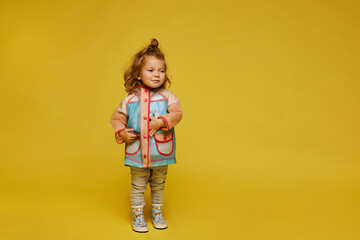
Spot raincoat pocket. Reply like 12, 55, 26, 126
153, 132, 174, 156
125, 138, 141, 155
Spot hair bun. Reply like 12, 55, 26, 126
150, 38, 159, 47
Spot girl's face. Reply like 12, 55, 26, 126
139, 56, 166, 89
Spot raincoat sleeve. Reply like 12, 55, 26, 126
109, 97, 129, 144
158, 91, 183, 131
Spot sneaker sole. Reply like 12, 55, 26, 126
152, 222, 168, 229
132, 225, 149, 233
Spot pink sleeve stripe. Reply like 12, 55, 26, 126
126, 95, 137, 107
115, 128, 125, 144
158, 92, 168, 101
115, 128, 125, 134
158, 116, 170, 130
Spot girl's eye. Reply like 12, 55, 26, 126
148, 70, 153, 72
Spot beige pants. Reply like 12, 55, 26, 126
130, 165, 168, 207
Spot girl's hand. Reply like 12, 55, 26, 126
119, 128, 138, 144
149, 117, 166, 137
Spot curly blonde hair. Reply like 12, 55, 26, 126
123, 38, 171, 94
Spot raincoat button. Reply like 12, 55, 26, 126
143, 135, 147, 139
144, 99, 148, 102
144, 116, 147, 120
144, 154, 147, 158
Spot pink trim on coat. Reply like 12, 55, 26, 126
146, 90, 151, 167
125, 140, 141, 155
158, 116, 170, 130
152, 158, 175, 162
150, 99, 167, 103
136, 86, 147, 89
153, 132, 173, 143
125, 157, 142, 164
158, 92, 168, 101
115, 128, 125, 134
115, 128, 125, 144
154, 138, 174, 156
126, 95, 137, 107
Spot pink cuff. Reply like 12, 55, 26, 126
158, 116, 170, 131
115, 129, 125, 144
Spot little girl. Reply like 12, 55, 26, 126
109, 38, 183, 233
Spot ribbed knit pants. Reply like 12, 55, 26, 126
130, 165, 168, 207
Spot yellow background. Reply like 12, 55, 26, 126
1, 0, 359, 239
